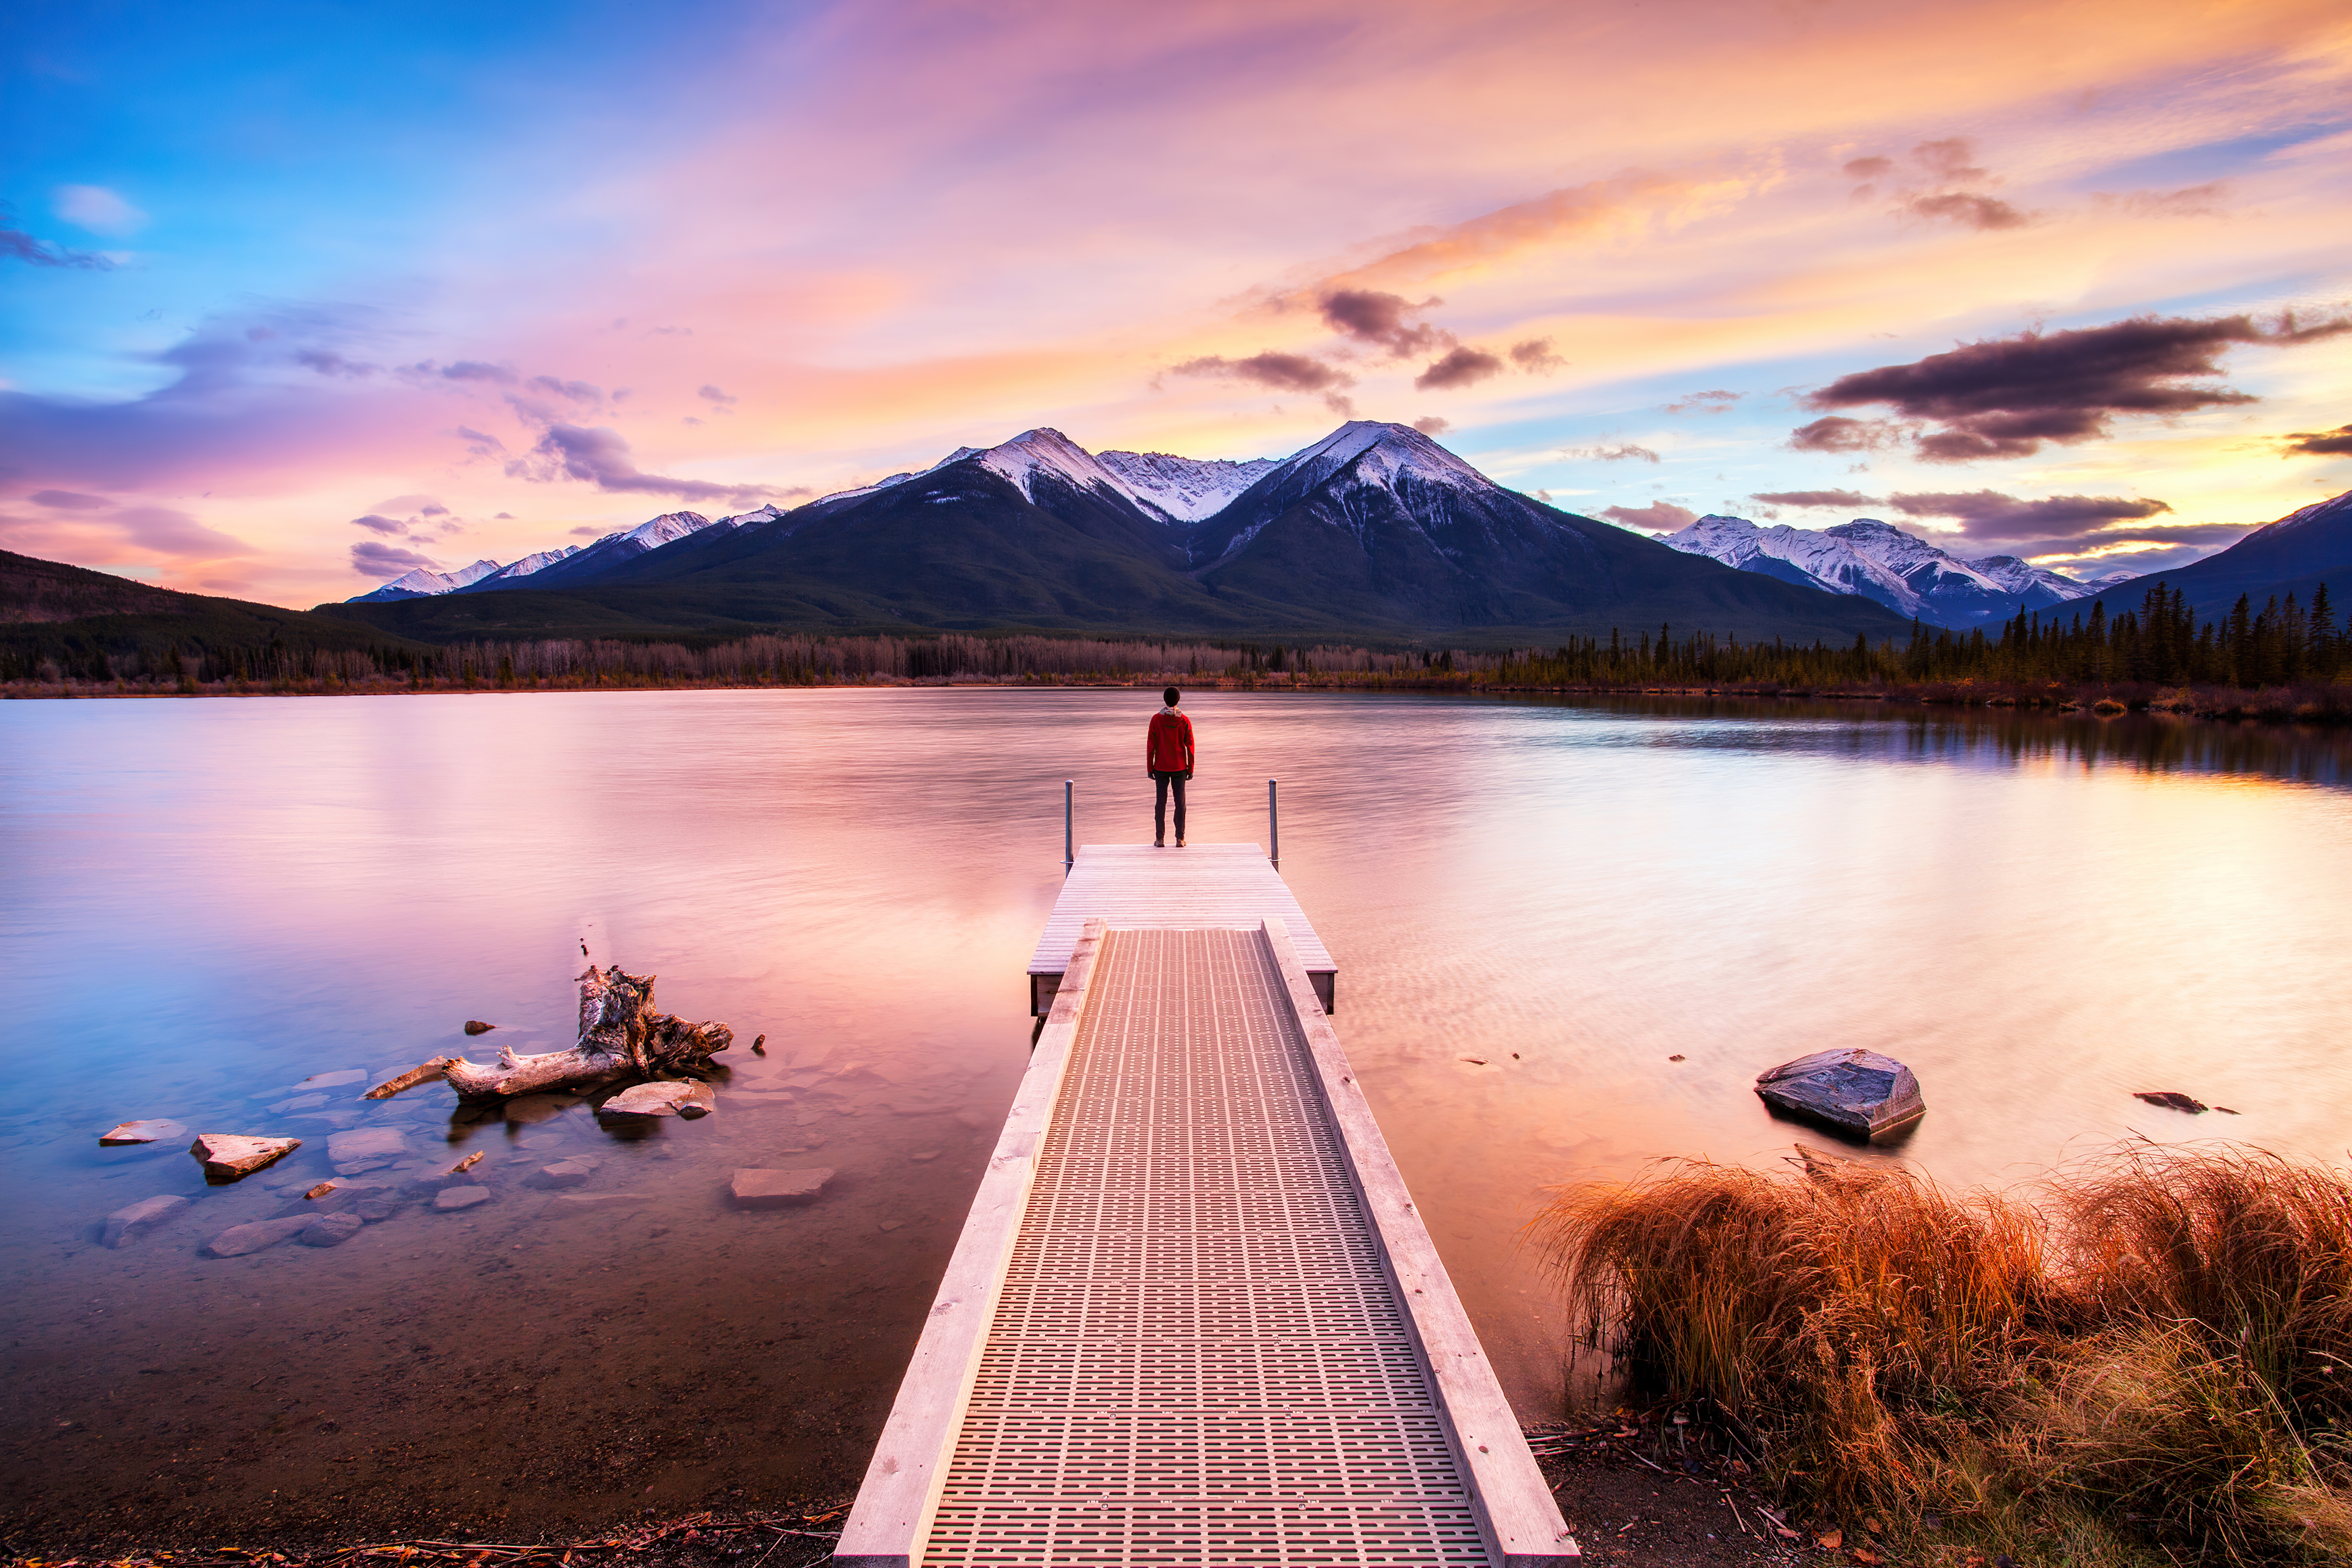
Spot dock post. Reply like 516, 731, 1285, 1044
1268, 777, 1279, 867
1064, 780, 1074, 870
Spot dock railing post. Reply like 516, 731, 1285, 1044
1268, 777, 1279, 867
1064, 779, 1074, 871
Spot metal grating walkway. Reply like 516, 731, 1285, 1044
923, 928, 1487, 1567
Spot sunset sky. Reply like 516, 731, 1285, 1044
5, 0, 2350, 608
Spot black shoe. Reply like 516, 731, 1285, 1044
1154, 838, 1165, 847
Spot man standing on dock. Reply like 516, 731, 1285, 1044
1147, 686, 1195, 848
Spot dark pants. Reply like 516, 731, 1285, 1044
1152, 770, 1188, 842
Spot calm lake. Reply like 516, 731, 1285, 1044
7, 688, 2352, 1543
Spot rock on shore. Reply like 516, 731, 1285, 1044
1754, 1049, 1925, 1140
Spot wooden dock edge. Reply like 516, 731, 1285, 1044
832, 918, 1107, 1568
1260, 919, 1582, 1568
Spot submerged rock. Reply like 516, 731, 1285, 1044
434, 1187, 493, 1212
527, 1157, 600, 1189
729, 1167, 834, 1208
100, 1119, 190, 1146
300, 1213, 365, 1247
327, 1127, 412, 1174
102, 1194, 190, 1247
206, 1215, 314, 1256
2133, 1090, 2207, 1114
1754, 1049, 1924, 1140
190, 1133, 302, 1179
290, 1070, 370, 1092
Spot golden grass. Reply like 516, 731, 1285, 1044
1533, 1143, 2352, 1564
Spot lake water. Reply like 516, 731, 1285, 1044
7, 689, 2352, 1544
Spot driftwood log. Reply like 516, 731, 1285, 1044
442, 965, 732, 1099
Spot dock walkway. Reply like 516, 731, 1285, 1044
837, 852, 1574, 1568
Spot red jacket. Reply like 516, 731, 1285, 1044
1147, 709, 1195, 773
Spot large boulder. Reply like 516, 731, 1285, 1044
1754, 1049, 1924, 1140
190, 1133, 302, 1179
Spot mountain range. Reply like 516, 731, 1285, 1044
2058, 489, 2352, 624
1661, 514, 2125, 628
325, 422, 1915, 644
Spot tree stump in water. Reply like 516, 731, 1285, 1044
441, 965, 732, 1099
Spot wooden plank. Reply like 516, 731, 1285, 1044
1029, 842, 1334, 980
1260, 918, 1582, 1568
832, 919, 1107, 1568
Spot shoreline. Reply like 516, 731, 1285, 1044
7, 671, 2350, 728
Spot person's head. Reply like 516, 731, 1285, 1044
1162, 686, 1180, 707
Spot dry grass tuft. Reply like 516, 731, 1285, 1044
1535, 1143, 2352, 1563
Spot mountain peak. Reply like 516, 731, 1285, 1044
1273, 420, 1486, 496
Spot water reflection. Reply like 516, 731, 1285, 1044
4, 689, 2349, 1542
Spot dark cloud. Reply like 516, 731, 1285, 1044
1788, 416, 1904, 453
1600, 501, 1698, 532
1665, 389, 1741, 415
698, 385, 738, 405
419, 502, 448, 517
1752, 489, 1876, 508
2281, 423, 2352, 457
508, 423, 785, 505
1412, 416, 1451, 435
1510, 337, 1566, 372
1565, 443, 1661, 463
1843, 156, 1894, 181
1886, 489, 2174, 543
441, 361, 519, 384
349, 514, 405, 536
1415, 345, 1503, 391
1170, 352, 1352, 394
30, 490, 111, 510
112, 506, 253, 558
457, 426, 507, 459
351, 540, 439, 579
567, 525, 604, 536
2108, 183, 2229, 219
1911, 138, 1989, 183
1319, 290, 1448, 357
297, 349, 377, 377
1906, 193, 2028, 230
525, 375, 603, 404
1802, 313, 2352, 463
0, 207, 113, 269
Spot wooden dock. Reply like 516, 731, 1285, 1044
834, 849, 1575, 1568
1027, 843, 1336, 1015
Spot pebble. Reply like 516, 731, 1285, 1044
434, 1187, 494, 1211
729, 1167, 835, 1208
101, 1194, 190, 1248
503, 1094, 577, 1125
190, 1133, 303, 1179
99, 1119, 189, 1146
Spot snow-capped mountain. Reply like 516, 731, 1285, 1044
349, 559, 504, 603
1662, 514, 2099, 626
1095, 449, 1281, 522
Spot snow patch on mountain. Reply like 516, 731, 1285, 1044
1095, 449, 1280, 522
470, 545, 583, 588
